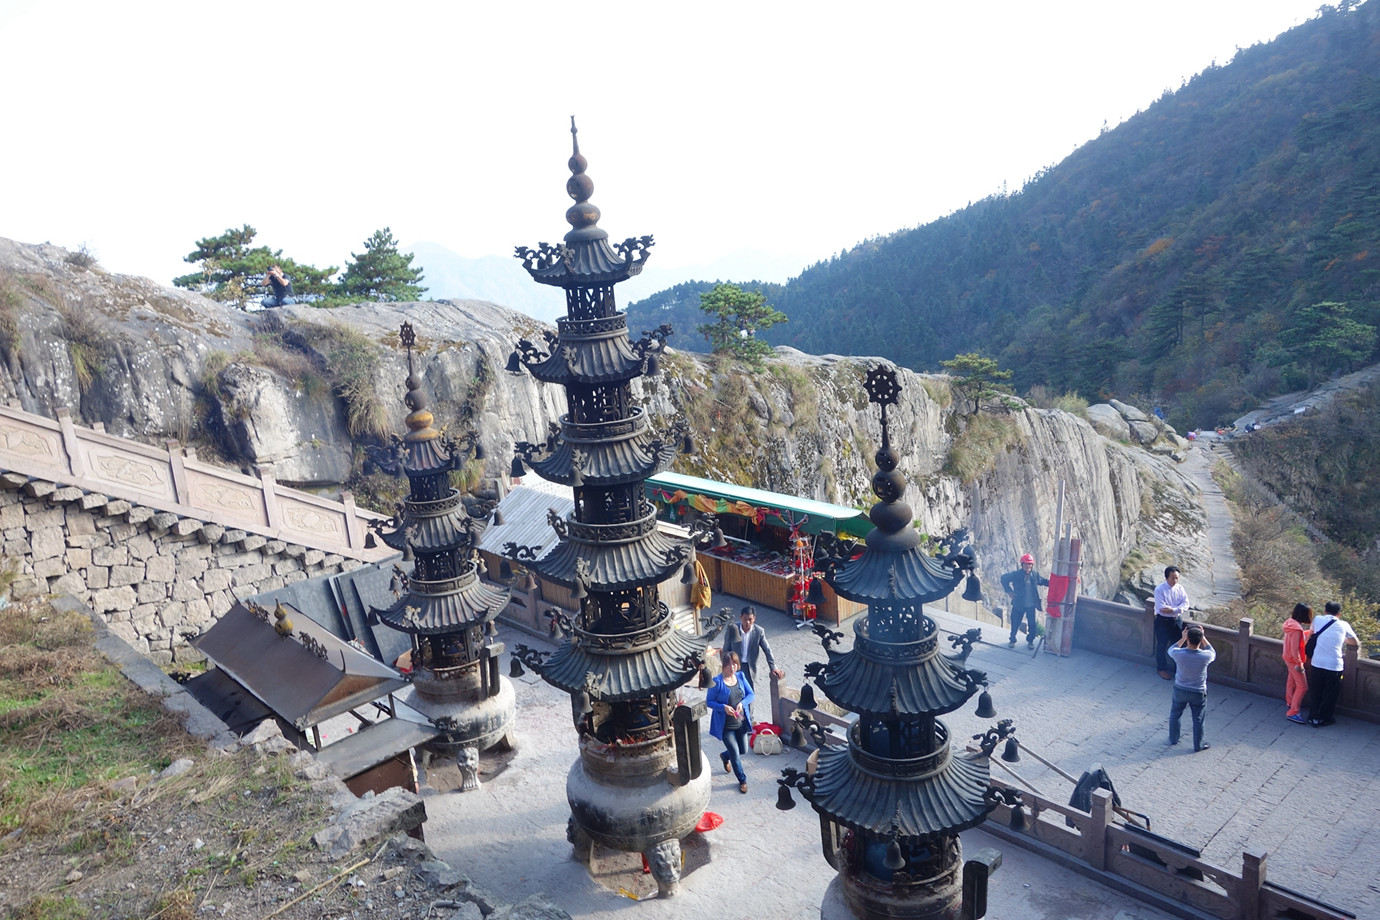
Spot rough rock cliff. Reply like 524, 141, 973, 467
0, 237, 1211, 600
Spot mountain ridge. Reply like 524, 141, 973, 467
627, 2, 1380, 430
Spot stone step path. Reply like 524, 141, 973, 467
1179, 435, 1242, 609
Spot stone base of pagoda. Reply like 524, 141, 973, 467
565, 736, 711, 897
822, 840, 964, 920
396, 678, 516, 791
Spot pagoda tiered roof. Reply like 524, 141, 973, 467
523, 409, 680, 486
371, 321, 510, 636
399, 423, 455, 475
524, 315, 648, 385
817, 615, 980, 717
793, 364, 996, 849
828, 548, 966, 606
528, 504, 686, 591
521, 237, 646, 289
374, 568, 511, 636
537, 620, 711, 700
516, 122, 651, 290
807, 723, 993, 836
379, 492, 479, 554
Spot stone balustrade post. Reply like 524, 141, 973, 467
56, 407, 85, 477
257, 466, 281, 528
1087, 789, 1113, 871
1239, 847, 1266, 920
1236, 618, 1254, 683
1142, 598, 1156, 661
166, 440, 190, 504
342, 491, 362, 549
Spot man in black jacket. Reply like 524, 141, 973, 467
1000, 553, 1049, 649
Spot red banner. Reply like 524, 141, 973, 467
1045, 574, 1071, 617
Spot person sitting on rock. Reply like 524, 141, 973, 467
261, 265, 296, 307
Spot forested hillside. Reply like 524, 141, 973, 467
629, 3, 1380, 429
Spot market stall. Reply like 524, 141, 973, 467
645, 472, 872, 626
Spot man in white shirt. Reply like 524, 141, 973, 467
1307, 601, 1359, 727
1153, 566, 1190, 680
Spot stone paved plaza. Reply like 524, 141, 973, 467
415, 593, 1380, 919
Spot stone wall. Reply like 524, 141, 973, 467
1072, 595, 1380, 724
2, 478, 361, 665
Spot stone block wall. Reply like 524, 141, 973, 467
1, 479, 360, 665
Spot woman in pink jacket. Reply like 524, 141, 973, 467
1283, 603, 1312, 723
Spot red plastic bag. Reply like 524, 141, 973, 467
696, 811, 724, 833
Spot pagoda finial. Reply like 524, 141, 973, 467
863, 365, 918, 545
401, 321, 417, 379
565, 116, 603, 242
399, 322, 438, 444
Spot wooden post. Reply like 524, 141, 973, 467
1239, 847, 1267, 920
1060, 536, 1081, 656
1087, 789, 1113, 871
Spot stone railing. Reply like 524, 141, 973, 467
1072, 596, 1380, 725
768, 674, 1353, 920
0, 405, 387, 559
982, 786, 1354, 920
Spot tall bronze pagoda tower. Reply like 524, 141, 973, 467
506, 120, 718, 897
780, 365, 1001, 920
372, 322, 515, 791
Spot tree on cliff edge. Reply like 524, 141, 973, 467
173, 225, 336, 307
336, 228, 427, 303
696, 283, 787, 366
941, 352, 1015, 414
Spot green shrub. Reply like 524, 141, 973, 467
1026, 384, 1089, 416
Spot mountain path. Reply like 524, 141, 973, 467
1182, 432, 1242, 609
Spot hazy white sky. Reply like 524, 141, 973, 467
0, 0, 1325, 292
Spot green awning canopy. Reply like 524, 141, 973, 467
646, 472, 873, 539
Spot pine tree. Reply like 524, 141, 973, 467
695, 283, 787, 365
172, 225, 336, 308
336, 228, 427, 303
940, 353, 1015, 413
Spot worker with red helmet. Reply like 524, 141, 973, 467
1000, 552, 1049, 649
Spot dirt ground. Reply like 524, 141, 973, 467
0, 743, 486, 920
0, 596, 489, 920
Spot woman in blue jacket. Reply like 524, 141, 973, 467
706, 650, 754, 793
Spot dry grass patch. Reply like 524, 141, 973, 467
0, 601, 199, 840
943, 412, 1021, 485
